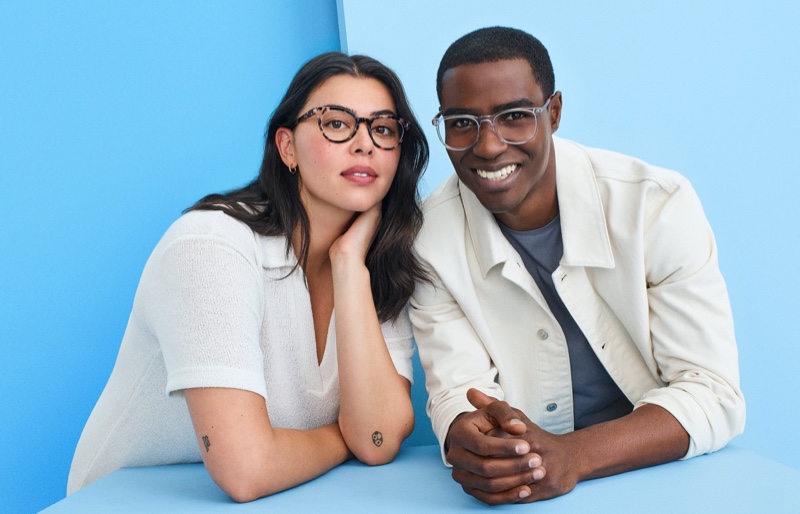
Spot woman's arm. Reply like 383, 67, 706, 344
329, 206, 415, 464
184, 387, 351, 503
150, 213, 353, 502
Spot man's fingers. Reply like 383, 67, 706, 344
448, 443, 542, 477
466, 388, 497, 409
461, 483, 533, 506
450, 426, 530, 458
453, 466, 534, 492
470, 394, 528, 436
453, 460, 547, 506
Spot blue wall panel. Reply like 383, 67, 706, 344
341, 0, 800, 471
6, 1, 798, 511
0, 2, 339, 512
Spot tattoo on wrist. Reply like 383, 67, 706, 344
202, 435, 211, 452
371, 431, 383, 447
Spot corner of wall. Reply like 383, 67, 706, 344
336, 0, 348, 54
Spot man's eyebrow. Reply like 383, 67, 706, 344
441, 99, 537, 117
496, 99, 538, 110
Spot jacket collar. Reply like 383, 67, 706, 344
460, 136, 615, 278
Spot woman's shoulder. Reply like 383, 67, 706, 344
161, 209, 259, 250
155, 209, 293, 272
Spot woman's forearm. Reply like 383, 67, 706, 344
184, 388, 351, 503
331, 258, 414, 464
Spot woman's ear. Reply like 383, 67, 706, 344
275, 127, 296, 169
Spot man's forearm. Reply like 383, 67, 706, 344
562, 403, 689, 482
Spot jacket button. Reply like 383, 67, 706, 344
546, 403, 558, 412
537, 329, 549, 340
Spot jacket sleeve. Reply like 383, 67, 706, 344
410, 263, 504, 464
640, 180, 745, 458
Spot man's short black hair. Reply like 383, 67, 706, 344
436, 26, 555, 103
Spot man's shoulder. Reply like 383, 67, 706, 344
421, 174, 463, 215
416, 174, 471, 251
557, 137, 690, 194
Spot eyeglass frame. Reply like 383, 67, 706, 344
431, 95, 555, 151
293, 104, 409, 150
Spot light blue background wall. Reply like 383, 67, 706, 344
2, 1, 798, 512
0, 2, 341, 512
340, 0, 800, 471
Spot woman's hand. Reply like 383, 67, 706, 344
329, 204, 382, 266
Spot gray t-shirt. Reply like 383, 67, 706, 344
499, 214, 632, 429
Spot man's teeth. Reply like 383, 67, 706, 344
476, 164, 517, 180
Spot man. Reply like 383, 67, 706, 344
410, 26, 745, 505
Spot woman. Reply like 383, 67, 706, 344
67, 52, 428, 502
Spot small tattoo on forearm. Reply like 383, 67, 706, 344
202, 435, 211, 452
372, 431, 383, 447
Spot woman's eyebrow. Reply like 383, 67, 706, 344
370, 108, 397, 117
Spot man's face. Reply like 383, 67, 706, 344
438, 58, 561, 230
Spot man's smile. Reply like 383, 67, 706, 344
475, 163, 518, 181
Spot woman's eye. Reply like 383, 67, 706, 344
373, 124, 396, 137
323, 116, 354, 132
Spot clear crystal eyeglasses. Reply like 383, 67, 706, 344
294, 104, 408, 150
431, 95, 553, 151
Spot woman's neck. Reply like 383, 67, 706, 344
293, 204, 354, 275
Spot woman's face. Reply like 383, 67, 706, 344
277, 75, 401, 222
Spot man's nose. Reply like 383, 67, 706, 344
471, 119, 507, 158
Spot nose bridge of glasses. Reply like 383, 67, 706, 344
353, 116, 378, 144
474, 114, 507, 145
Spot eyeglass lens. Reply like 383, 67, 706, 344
439, 109, 539, 150
319, 108, 403, 148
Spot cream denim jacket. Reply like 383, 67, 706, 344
411, 137, 745, 462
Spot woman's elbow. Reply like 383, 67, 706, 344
214, 474, 262, 503
351, 439, 402, 466
208, 462, 277, 503
224, 482, 263, 504
350, 421, 413, 465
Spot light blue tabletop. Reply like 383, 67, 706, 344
42, 444, 800, 513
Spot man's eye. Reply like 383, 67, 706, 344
449, 118, 476, 130
499, 110, 532, 123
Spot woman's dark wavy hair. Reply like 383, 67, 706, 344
187, 52, 429, 323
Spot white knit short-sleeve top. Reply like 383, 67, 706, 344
67, 210, 415, 494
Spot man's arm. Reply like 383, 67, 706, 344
445, 389, 688, 505
637, 182, 744, 458
409, 265, 506, 459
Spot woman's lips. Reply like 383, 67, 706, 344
341, 165, 377, 185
